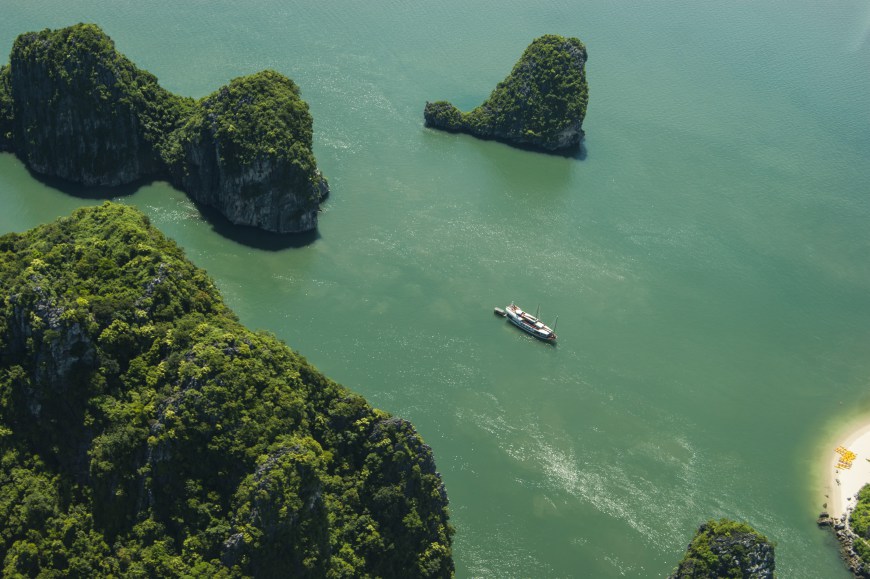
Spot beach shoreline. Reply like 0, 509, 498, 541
823, 420, 870, 520
818, 418, 870, 576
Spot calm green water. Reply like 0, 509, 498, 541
2, 1, 870, 576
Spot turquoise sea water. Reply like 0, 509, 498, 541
2, 1, 869, 576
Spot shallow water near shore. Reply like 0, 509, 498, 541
2, 1, 870, 576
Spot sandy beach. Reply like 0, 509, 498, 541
825, 422, 870, 519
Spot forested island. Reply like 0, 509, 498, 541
424, 34, 589, 152
0, 203, 453, 577
0, 24, 327, 233
669, 519, 775, 578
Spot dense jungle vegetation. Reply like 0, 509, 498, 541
179, 71, 314, 171
0, 203, 453, 577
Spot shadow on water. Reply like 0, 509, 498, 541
501, 138, 587, 161
25, 164, 320, 251
473, 138, 583, 196
504, 325, 558, 348
193, 200, 321, 251
422, 125, 588, 160
26, 166, 154, 199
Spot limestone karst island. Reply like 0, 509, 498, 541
0, 3, 868, 577
0, 203, 453, 576
424, 34, 589, 152
0, 24, 328, 233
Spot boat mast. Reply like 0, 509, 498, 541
552, 316, 558, 331
535, 304, 540, 319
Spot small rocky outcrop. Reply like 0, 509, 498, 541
817, 511, 833, 527
669, 519, 775, 578
1, 24, 328, 233
424, 34, 589, 152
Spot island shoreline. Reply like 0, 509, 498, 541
822, 419, 870, 520
818, 415, 870, 576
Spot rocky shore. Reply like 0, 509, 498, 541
819, 422, 870, 576
819, 507, 870, 577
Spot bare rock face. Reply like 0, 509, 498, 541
178, 148, 329, 233
424, 34, 589, 152
178, 146, 327, 232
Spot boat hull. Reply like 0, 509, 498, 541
504, 304, 557, 342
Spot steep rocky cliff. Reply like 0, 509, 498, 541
424, 34, 589, 152
1, 24, 328, 233
0, 203, 452, 577
171, 71, 329, 233
669, 519, 775, 578
8, 24, 185, 185
0, 65, 12, 151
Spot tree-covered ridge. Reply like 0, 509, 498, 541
424, 34, 589, 152
2, 24, 328, 232
669, 519, 775, 579
0, 203, 453, 577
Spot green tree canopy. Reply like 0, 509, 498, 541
425, 34, 589, 151
0, 203, 453, 577
670, 519, 775, 579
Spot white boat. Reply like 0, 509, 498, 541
504, 303, 557, 342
